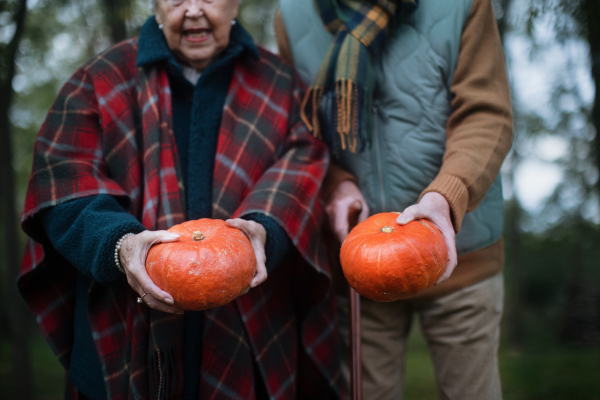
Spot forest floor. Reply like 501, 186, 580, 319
1, 328, 599, 400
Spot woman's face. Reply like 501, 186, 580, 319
155, 0, 239, 71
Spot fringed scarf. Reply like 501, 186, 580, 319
301, 0, 419, 153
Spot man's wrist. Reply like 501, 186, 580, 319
420, 175, 468, 233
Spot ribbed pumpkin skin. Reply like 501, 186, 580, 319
146, 219, 256, 311
340, 213, 447, 302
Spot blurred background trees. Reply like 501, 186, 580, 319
501, 0, 600, 351
0, 0, 598, 398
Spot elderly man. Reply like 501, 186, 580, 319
275, 0, 513, 399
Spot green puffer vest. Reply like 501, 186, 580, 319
280, 0, 504, 256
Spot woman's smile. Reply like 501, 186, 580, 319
155, 0, 239, 71
183, 28, 211, 42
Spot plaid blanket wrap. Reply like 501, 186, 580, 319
302, 0, 418, 153
19, 38, 343, 400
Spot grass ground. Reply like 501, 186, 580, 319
403, 329, 600, 400
2, 329, 599, 399
1, 334, 64, 400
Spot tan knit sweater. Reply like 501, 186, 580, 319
274, 0, 513, 300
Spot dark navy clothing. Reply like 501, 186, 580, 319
40, 195, 145, 400
40, 16, 291, 400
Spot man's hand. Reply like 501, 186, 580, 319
396, 192, 458, 284
226, 218, 268, 291
326, 180, 370, 243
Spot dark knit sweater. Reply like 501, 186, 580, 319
40, 17, 291, 400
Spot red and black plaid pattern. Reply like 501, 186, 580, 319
19, 38, 343, 399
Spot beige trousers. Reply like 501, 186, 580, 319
337, 273, 504, 400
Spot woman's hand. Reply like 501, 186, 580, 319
226, 218, 268, 292
119, 231, 184, 314
396, 192, 458, 284
326, 180, 370, 243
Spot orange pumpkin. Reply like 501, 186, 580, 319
146, 219, 256, 311
340, 212, 447, 302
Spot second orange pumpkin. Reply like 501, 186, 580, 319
340, 212, 447, 301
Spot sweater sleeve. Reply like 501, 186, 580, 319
274, 9, 294, 65
39, 194, 146, 285
420, 0, 513, 232
243, 213, 292, 275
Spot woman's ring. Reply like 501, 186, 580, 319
137, 292, 150, 304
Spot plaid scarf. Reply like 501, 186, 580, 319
301, 0, 418, 153
20, 38, 342, 400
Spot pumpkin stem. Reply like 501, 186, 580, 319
381, 226, 394, 233
192, 231, 205, 241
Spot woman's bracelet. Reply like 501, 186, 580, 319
114, 233, 134, 274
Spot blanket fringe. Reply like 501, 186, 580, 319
149, 346, 177, 400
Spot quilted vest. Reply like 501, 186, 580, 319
280, 0, 504, 256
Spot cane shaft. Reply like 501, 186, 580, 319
349, 286, 362, 400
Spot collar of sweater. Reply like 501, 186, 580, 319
136, 15, 260, 83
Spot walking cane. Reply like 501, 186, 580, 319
349, 286, 362, 400
347, 201, 363, 400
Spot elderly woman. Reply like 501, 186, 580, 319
19, 1, 343, 399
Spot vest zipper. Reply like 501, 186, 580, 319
372, 106, 387, 211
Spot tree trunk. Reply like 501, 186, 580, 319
102, 0, 129, 44
494, 0, 527, 350
0, 1, 33, 399
495, 0, 512, 42
505, 197, 526, 350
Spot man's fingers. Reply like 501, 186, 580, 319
358, 200, 369, 224
333, 209, 350, 243
437, 254, 457, 283
348, 200, 362, 228
437, 267, 454, 284
395, 203, 457, 285
431, 218, 457, 284
436, 233, 458, 284
396, 206, 422, 225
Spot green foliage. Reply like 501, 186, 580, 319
505, 215, 600, 323
500, 342, 600, 400
501, 0, 600, 350
404, 330, 438, 400
238, 0, 278, 51
1, 335, 64, 400
406, 328, 600, 400
524, 0, 600, 44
